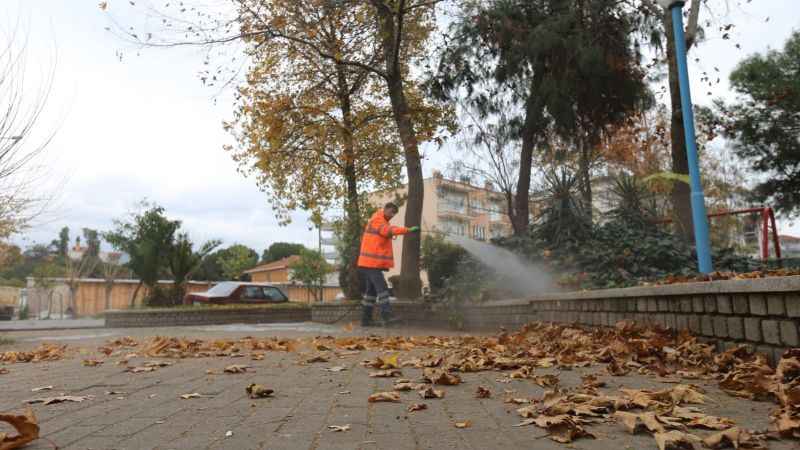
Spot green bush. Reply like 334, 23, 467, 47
421, 234, 470, 292
18, 304, 29, 320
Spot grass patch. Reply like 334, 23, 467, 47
121, 302, 311, 313
0, 335, 14, 346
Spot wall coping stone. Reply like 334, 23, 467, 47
509, 276, 800, 303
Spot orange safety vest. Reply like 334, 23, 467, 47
357, 211, 409, 269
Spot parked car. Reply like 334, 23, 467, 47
184, 282, 289, 306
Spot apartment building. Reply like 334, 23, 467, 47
368, 171, 536, 286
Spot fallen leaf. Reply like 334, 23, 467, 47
323, 366, 347, 372
30, 386, 53, 393
454, 420, 472, 429
532, 375, 560, 388
408, 403, 427, 412
367, 392, 401, 403
327, 424, 351, 432
505, 397, 529, 405
615, 411, 666, 434
703, 427, 763, 449
369, 369, 402, 378
180, 393, 207, 399
533, 415, 595, 443
245, 384, 274, 399
105, 391, 127, 396
251, 353, 265, 361
0, 368, 8, 375
418, 387, 445, 399
513, 418, 537, 427
225, 430, 233, 438
476, 386, 491, 399
423, 369, 461, 385
393, 382, 426, 392
223, 364, 250, 374
306, 355, 329, 364
126, 366, 156, 373
0, 408, 39, 449
517, 405, 538, 418
654, 430, 701, 450
26, 395, 92, 405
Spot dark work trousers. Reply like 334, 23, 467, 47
359, 267, 392, 325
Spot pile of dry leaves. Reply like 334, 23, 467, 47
656, 268, 800, 286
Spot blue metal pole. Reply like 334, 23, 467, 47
669, 2, 713, 273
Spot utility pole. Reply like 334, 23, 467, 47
657, 0, 714, 273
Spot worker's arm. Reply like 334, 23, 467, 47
377, 223, 410, 238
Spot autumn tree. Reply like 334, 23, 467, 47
225, 1, 404, 299
261, 242, 305, 264
106, 0, 452, 299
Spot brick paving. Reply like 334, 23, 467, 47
0, 324, 798, 450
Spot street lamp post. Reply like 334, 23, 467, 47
657, 0, 713, 273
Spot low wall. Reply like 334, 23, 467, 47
311, 276, 800, 364
105, 305, 311, 328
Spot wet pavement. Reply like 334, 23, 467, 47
0, 325, 797, 450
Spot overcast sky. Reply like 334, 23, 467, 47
3, 0, 799, 255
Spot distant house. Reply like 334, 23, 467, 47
243, 256, 301, 283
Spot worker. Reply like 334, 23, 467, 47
357, 202, 420, 326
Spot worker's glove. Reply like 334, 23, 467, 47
408, 226, 420, 233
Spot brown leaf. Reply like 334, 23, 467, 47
532, 415, 595, 443
306, 355, 329, 364
0, 408, 39, 450
126, 366, 156, 373
454, 420, 472, 429
82, 359, 103, 367
475, 386, 491, 399
408, 403, 427, 412
368, 392, 400, 403
394, 382, 426, 392
653, 430, 701, 450
615, 411, 666, 434
327, 424, 350, 432
26, 395, 91, 405
369, 369, 402, 378
224, 364, 250, 374
180, 393, 202, 400
418, 387, 445, 399
703, 427, 764, 449
532, 374, 560, 388
0, 368, 8, 375
245, 384, 274, 399
517, 405, 538, 418
423, 369, 461, 386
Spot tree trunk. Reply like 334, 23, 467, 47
372, 3, 423, 299
336, 65, 365, 300
512, 79, 542, 236
664, 12, 693, 242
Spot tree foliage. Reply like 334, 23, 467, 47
167, 233, 221, 305
289, 248, 332, 303
433, 0, 649, 232
105, 201, 180, 305
217, 244, 259, 281
714, 31, 800, 217
261, 242, 306, 264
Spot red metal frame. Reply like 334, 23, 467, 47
659, 207, 781, 261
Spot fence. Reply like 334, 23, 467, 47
23, 278, 342, 317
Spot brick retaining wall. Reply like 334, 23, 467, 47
311, 276, 800, 364
105, 306, 311, 328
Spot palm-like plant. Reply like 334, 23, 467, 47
168, 234, 221, 305
533, 168, 592, 247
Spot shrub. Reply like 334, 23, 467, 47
421, 234, 470, 292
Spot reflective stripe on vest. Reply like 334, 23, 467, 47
359, 251, 393, 261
